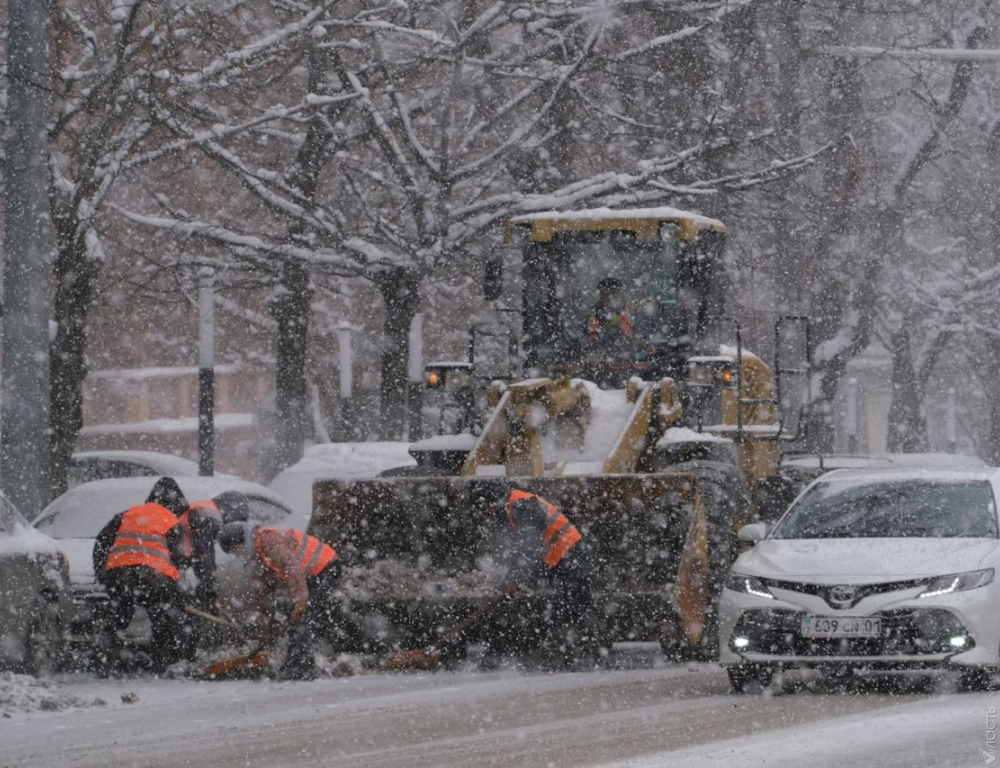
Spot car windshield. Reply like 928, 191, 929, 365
522, 231, 687, 365
0, 494, 29, 534
773, 479, 999, 539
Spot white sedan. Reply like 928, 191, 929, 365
719, 467, 1000, 692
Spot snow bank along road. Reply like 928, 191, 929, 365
1, 662, 993, 767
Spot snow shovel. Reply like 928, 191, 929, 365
381, 584, 526, 672
203, 648, 271, 680
184, 605, 239, 629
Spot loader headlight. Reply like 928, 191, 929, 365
918, 568, 994, 599
726, 572, 775, 600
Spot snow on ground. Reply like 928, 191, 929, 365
603, 691, 991, 768
0, 672, 107, 716
2, 656, 993, 768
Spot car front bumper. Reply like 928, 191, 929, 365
719, 580, 1000, 670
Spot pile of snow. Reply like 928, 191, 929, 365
268, 442, 417, 520
341, 560, 505, 601
0, 672, 106, 715
657, 426, 732, 447
409, 434, 478, 452
546, 381, 635, 471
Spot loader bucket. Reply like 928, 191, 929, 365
311, 471, 737, 652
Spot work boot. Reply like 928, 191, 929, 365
279, 625, 316, 680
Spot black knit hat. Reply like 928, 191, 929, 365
146, 477, 189, 517
218, 522, 250, 554
470, 479, 512, 511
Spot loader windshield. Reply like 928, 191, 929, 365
522, 228, 723, 380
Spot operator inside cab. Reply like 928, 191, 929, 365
586, 277, 635, 356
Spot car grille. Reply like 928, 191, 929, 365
760, 577, 928, 610
730, 608, 972, 657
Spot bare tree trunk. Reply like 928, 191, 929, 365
886, 327, 927, 452
882, 22, 984, 447
49, 219, 101, 499
800, 45, 865, 452
270, 261, 314, 475
269, 37, 335, 475
982, 337, 1000, 465
376, 267, 419, 439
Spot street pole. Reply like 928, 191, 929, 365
845, 377, 858, 454
1, 0, 53, 515
198, 268, 215, 475
407, 313, 424, 441
337, 321, 352, 438
946, 387, 957, 454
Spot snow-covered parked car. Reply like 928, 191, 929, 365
67, 450, 220, 490
0, 491, 70, 675
720, 467, 1000, 692
33, 476, 296, 665
268, 441, 416, 521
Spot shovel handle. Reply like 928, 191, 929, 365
184, 604, 239, 629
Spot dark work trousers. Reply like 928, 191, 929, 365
281, 562, 342, 679
101, 566, 194, 673
484, 545, 597, 664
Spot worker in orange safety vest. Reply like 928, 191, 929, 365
93, 477, 194, 674
470, 479, 598, 667
218, 523, 340, 680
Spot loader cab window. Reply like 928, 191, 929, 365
522, 226, 722, 369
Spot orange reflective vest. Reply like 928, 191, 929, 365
506, 490, 582, 569
256, 529, 337, 580
104, 503, 181, 581
178, 499, 222, 559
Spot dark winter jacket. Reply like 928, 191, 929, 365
183, 505, 221, 602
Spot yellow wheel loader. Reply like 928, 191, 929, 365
310, 208, 810, 659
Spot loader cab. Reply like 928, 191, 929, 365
500, 209, 728, 387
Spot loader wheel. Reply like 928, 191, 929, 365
727, 664, 773, 694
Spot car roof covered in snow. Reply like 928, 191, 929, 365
71, 450, 203, 475
808, 466, 1000, 486
34, 476, 296, 538
781, 452, 986, 472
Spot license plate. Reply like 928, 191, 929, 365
800, 616, 881, 638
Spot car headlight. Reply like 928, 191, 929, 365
919, 568, 994, 599
726, 572, 775, 600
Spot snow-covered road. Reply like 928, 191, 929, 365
0, 660, 992, 767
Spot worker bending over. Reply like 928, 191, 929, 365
218, 523, 339, 680
93, 477, 194, 674
472, 479, 598, 667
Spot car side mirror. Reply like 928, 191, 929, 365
483, 257, 503, 301
737, 522, 768, 544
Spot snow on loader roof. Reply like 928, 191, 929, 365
504, 206, 728, 243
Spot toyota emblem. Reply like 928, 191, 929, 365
828, 585, 858, 607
